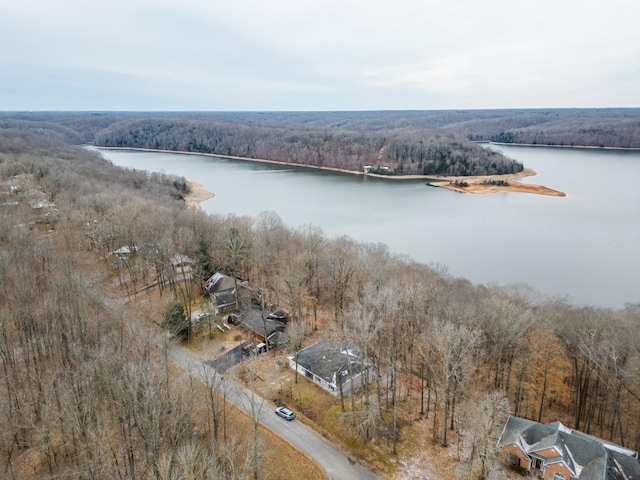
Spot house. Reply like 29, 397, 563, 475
204, 272, 236, 295
288, 341, 371, 397
497, 416, 640, 480
231, 306, 286, 345
170, 254, 193, 270
204, 272, 245, 314
213, 289, 238, 315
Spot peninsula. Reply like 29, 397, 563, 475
425, 168, 566, 196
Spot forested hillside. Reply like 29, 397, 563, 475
3, 108, 638, 151
2, 109, 639, 177
1, 128, 638, 478
94, 117, 522, 176
209, 109, 640, 148
0, 112, 522, 176
0, 131, 323, 479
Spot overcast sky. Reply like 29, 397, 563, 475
1, 0, 639, 111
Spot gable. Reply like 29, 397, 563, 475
497, 416, 640, 480
204, 272, 236, 293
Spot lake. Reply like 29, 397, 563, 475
94, 144, 640, 309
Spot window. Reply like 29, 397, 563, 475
553, 474, 565, 480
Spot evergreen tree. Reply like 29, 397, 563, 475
162, 300, 189, 340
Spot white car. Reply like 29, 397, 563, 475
275, 406, 295, 421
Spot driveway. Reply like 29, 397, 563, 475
169, 346, 384, 480
98, 292, 383, 480
206, 344, 244, 373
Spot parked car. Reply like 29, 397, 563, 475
275, 406, 295, 421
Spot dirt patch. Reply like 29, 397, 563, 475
428, 167, 566, 196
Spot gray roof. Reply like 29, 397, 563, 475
204, 272, 236, 294
237, 307, 286, 339
498, 416, 640, 480
607, 450, 640, 480
267, 309, 289, 321
497, 416, 538, 448
293, 341, 369, 386
213, 288, 237, 309
170, 254, 192, 267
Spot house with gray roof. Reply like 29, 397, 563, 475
232, 306, 286, 344
288, 341, 371, 397
497, 416, 639, 480
204, 272, 248, 314
204, 272, 236, 295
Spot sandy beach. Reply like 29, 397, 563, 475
185, 180, 215, 210
425, 168, 566, 196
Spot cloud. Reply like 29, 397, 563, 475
1, 0, 639, 110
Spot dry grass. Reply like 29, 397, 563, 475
183, 365, 327, 480
120, 294, 327, 480
109, 283, 606, 480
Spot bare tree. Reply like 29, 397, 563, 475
285, 320, 306, 384
460, 391, 511, 479
428, 319, 480, 446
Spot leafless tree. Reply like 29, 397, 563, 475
428, 318, 480, 446
459, 391, 511, 478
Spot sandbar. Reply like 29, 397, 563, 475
426, 168, 566, 197
185, 180, 215, 210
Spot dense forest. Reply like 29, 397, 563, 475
1, 127, 638, 478
1, 110, 639, 170
2, 109, 639, 178
1, 111, 526, 176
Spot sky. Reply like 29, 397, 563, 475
1, 0, 639, 111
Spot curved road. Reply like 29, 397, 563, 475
164, 339, 383, 480
97, 289, 383, 479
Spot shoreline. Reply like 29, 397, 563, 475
185, 180, 215, 211
96, 146, 565, 197
483, 141, 640, 151
426, 168, 566, 196
427, 168, 567, 197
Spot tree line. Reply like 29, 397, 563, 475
5, 108, 639, 149
2, 112, 527, 176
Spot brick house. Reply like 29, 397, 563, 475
497, 416, 639, 480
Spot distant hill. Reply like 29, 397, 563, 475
2, 109, 639, 176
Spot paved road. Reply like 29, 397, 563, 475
97, 290, 383, 479
163, 339, 383, 480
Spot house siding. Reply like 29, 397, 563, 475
543, 462, 572, 480
288, 359, 337, 394
534, 447, 560, 458
498, 444, 530, 470
287, 357, 365, 397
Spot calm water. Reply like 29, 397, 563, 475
94, 145, 640, 308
